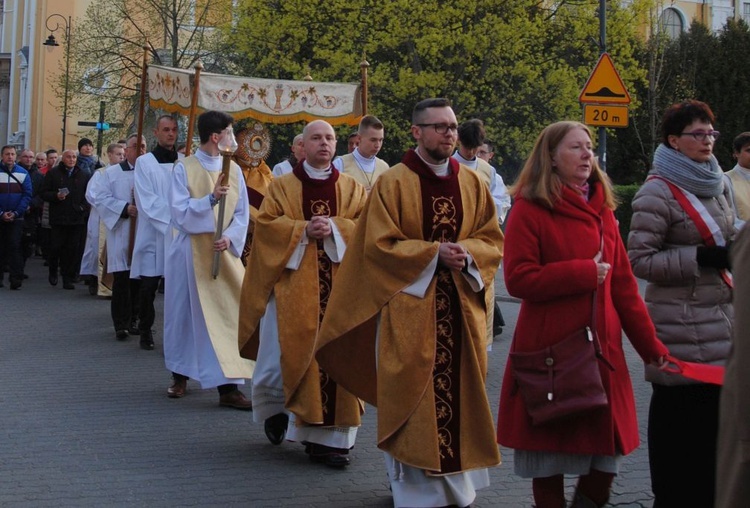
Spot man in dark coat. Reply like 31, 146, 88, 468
41, 150, 90, 289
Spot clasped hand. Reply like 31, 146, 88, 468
438, 242, 467, 271
306, 216, 331, 239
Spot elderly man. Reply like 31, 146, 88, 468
17, 149, 44, 275
40, 149, 90, 289
239, 119, 367, 467
333, 115, 389, 193
316, 98, 504, 506
0, 146, 32, 289
271, 134, 304, 177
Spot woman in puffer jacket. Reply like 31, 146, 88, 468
628, 100, 735, 508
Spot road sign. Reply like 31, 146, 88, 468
583, 104, 629, 128
579, 53, 631, 105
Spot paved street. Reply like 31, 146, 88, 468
1, 256, 654, 507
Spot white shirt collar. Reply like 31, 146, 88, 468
303, 160, 332, 180
416, 147, 450, 177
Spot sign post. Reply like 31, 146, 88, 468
77, 101, 124, 157
579, 53, 631, 171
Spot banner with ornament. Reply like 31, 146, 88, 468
148, 65, 363, 126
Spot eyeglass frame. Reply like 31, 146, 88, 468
416, 123, 459, 135
678, 130, 720, 141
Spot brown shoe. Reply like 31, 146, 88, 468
219, 389, 252, 411
167, 379, 187, 398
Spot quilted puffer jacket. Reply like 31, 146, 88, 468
627, 177, 735, 385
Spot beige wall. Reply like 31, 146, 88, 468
31, 0, 92, 151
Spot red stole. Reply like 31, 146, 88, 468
293, 161, 341, 426
402, 148, 465, 473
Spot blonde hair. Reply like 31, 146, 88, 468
510, 121, 617, 210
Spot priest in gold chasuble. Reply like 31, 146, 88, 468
239, 120, 367, 468
316, 99, 504, 507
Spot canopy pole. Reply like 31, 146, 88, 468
360, 53, 369, 116
136, 45, 149, 149
184, 61, 204, 155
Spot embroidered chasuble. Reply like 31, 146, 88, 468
238, 163, 367, 427
182, 156, 254, 379
316, 149, 504, 475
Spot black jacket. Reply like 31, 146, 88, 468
40, 164, 90, 226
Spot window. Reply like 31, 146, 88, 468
659, 7, 684, 38
744, 2, 750, 22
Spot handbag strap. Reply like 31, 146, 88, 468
591, 220, 615, 371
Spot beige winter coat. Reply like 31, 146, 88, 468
627, 177, 734, 385
716, 222, 750, 508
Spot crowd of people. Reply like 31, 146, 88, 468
1, 97, 749, 508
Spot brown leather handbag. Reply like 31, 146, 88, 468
510, 290, 615, 426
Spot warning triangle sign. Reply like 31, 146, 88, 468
579, 53, 631, 104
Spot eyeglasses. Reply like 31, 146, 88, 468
679, 130, 720, 141
417, 123, 459, 135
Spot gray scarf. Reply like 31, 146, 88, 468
650, 144, 724, 197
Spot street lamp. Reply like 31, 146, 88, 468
42, 14, 71, 151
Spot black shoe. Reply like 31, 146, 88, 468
63, 282, 74, 290
128, 324, 141, 336
48, 274, 58, 286
22, 273, 29, 279
116, 330, 128, 340
264, 413, 289, 445
10, 281, 21, 290
308, 443, 350, 468
140, 331, 154, 350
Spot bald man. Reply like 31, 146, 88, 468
239, 120, 367, 468
271, 134, 304, 177
40, 149, 91, 289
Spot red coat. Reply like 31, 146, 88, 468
497, 182, 668, 456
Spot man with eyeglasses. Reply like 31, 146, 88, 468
316, 98, 504, 507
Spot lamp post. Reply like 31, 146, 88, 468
42, 14, 71, 151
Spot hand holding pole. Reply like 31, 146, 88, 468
212, 127, 238, 279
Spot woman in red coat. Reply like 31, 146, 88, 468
496, 121, 668, 508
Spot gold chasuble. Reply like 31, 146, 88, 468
240, 160, 274, 263
238, 164, 367, 427
182, 156, 254, 379
316, 149, 504, 475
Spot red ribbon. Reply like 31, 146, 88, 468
661, 355, 724, 385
